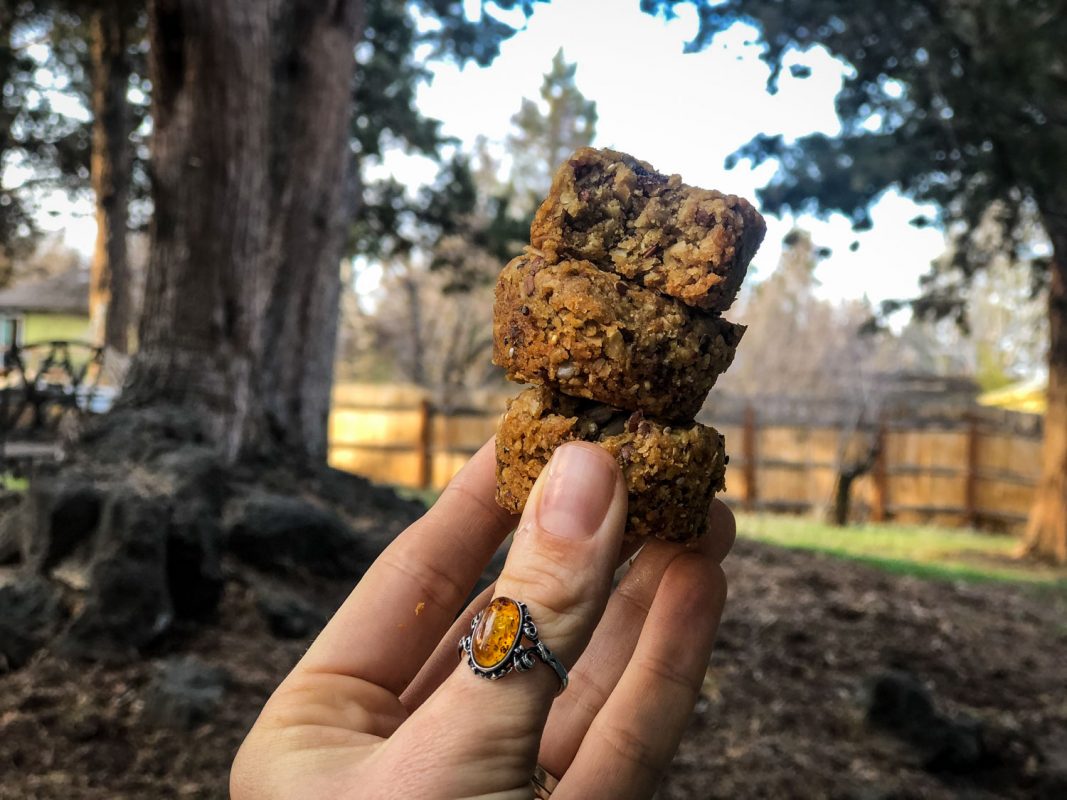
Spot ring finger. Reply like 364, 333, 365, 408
382, 442, 628, 795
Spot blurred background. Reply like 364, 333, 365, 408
0, 1, 1065, 798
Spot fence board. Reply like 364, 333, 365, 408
886, 430, 969, 471
329, 406, 424, 447
329, 447, 423, 487
975, 433, 1042, 480
326, 383, 1042, 532
431, 452, 472, 489
432, 413, 499, 451
974, 476, 1034, 519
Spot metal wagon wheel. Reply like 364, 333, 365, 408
0, 341, 104, 439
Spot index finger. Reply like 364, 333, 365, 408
294, 438, 517, 695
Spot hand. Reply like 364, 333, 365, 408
231, 438, 733, 799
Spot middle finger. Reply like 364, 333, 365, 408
538, 500, 734, 777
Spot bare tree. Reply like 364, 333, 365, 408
369, 243, 501, 407
506, 48, 597, 211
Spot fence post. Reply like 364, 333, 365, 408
871, 421, 888, 522
417, 399, 433, 489
964, 415, 979, 528
742, 404, 757, 512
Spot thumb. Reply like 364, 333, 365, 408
381, 442, 627, 797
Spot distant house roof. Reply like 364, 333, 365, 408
978, 377, 1047, 415
0, 268, 90, 315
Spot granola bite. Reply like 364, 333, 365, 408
530, 147, 766, 312
494, 253, 744, 421
495, 386, 727, 542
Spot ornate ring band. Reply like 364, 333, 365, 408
531, 763, 560, 798
458, 597, 569, 694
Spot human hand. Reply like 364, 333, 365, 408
231, 438, 733, 799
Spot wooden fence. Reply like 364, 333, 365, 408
327, 383, 1044, 533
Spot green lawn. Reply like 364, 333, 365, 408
392, 484, 1067, 589
736, 512, 1067, 587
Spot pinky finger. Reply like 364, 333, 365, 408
554, 554, 727, 799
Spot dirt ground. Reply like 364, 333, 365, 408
2, 538, 1066, 800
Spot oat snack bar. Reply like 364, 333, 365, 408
494, 253, 744, 421
493, 146, 763, 541
496, 387, 727, 542
530, 147, 766, 312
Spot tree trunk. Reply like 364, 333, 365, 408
125, 0, 275, 460
827, 432, 881, 527
403, 274, 426, 387
15, 0, 385, 662
1023, 220, 1067, 564
88, 3, 134, 354
126, 0, 363, 463
258, 0, 365, 461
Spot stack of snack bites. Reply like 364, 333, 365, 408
493, 148, 765, 542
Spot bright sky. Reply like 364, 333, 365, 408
31, 0, 947, 308
377, 0, 947, 306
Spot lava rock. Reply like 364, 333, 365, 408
0, 575, 65, 670
22, 476, 103, 572
142, 656, 230, 730
866, 670, 990, 774
0, 493, 28, 565
166, 496, 225, 621
867, 670, 939, 735
256, 586, 329, 639
226, 492, 368, 578
59, 489, 173, 660
161, 448, 229, 621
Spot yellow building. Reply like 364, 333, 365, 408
977, 377, 1047, 415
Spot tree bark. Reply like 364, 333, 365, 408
126, 0, 363, 463
828, 432, 881, 527
258, 0, 365, 460
1023, 218, 1067, 564
402, 273, 426, 387
89, 2, 134, 354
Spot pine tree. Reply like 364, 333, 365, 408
644, 0, 1067, 562
507, 47, 597, 211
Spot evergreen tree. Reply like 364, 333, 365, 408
507, 47, 597, 211
0, 2, 89, 285
643, 0, 1067, 562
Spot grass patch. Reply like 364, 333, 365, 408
736, 512, 1067, 588
1, 473, 28, 492
386, 485, 1066, 590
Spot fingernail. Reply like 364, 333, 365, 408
538, 443, 616, 540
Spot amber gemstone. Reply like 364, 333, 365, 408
472, 597, 522, 669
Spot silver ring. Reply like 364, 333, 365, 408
458, 597, 569, 694
531, 763, 559, 798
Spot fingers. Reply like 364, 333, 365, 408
400, 538, 645, 712
556, 554, 727, 799
703, 499, 737, 563
539, 500, 735, 777
469, 442, 628, 698
388, 442, 628, 789
294, 439, 518, 695
400, 581, 496, 710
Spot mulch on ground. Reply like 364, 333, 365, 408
2, 538, 1065, 799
